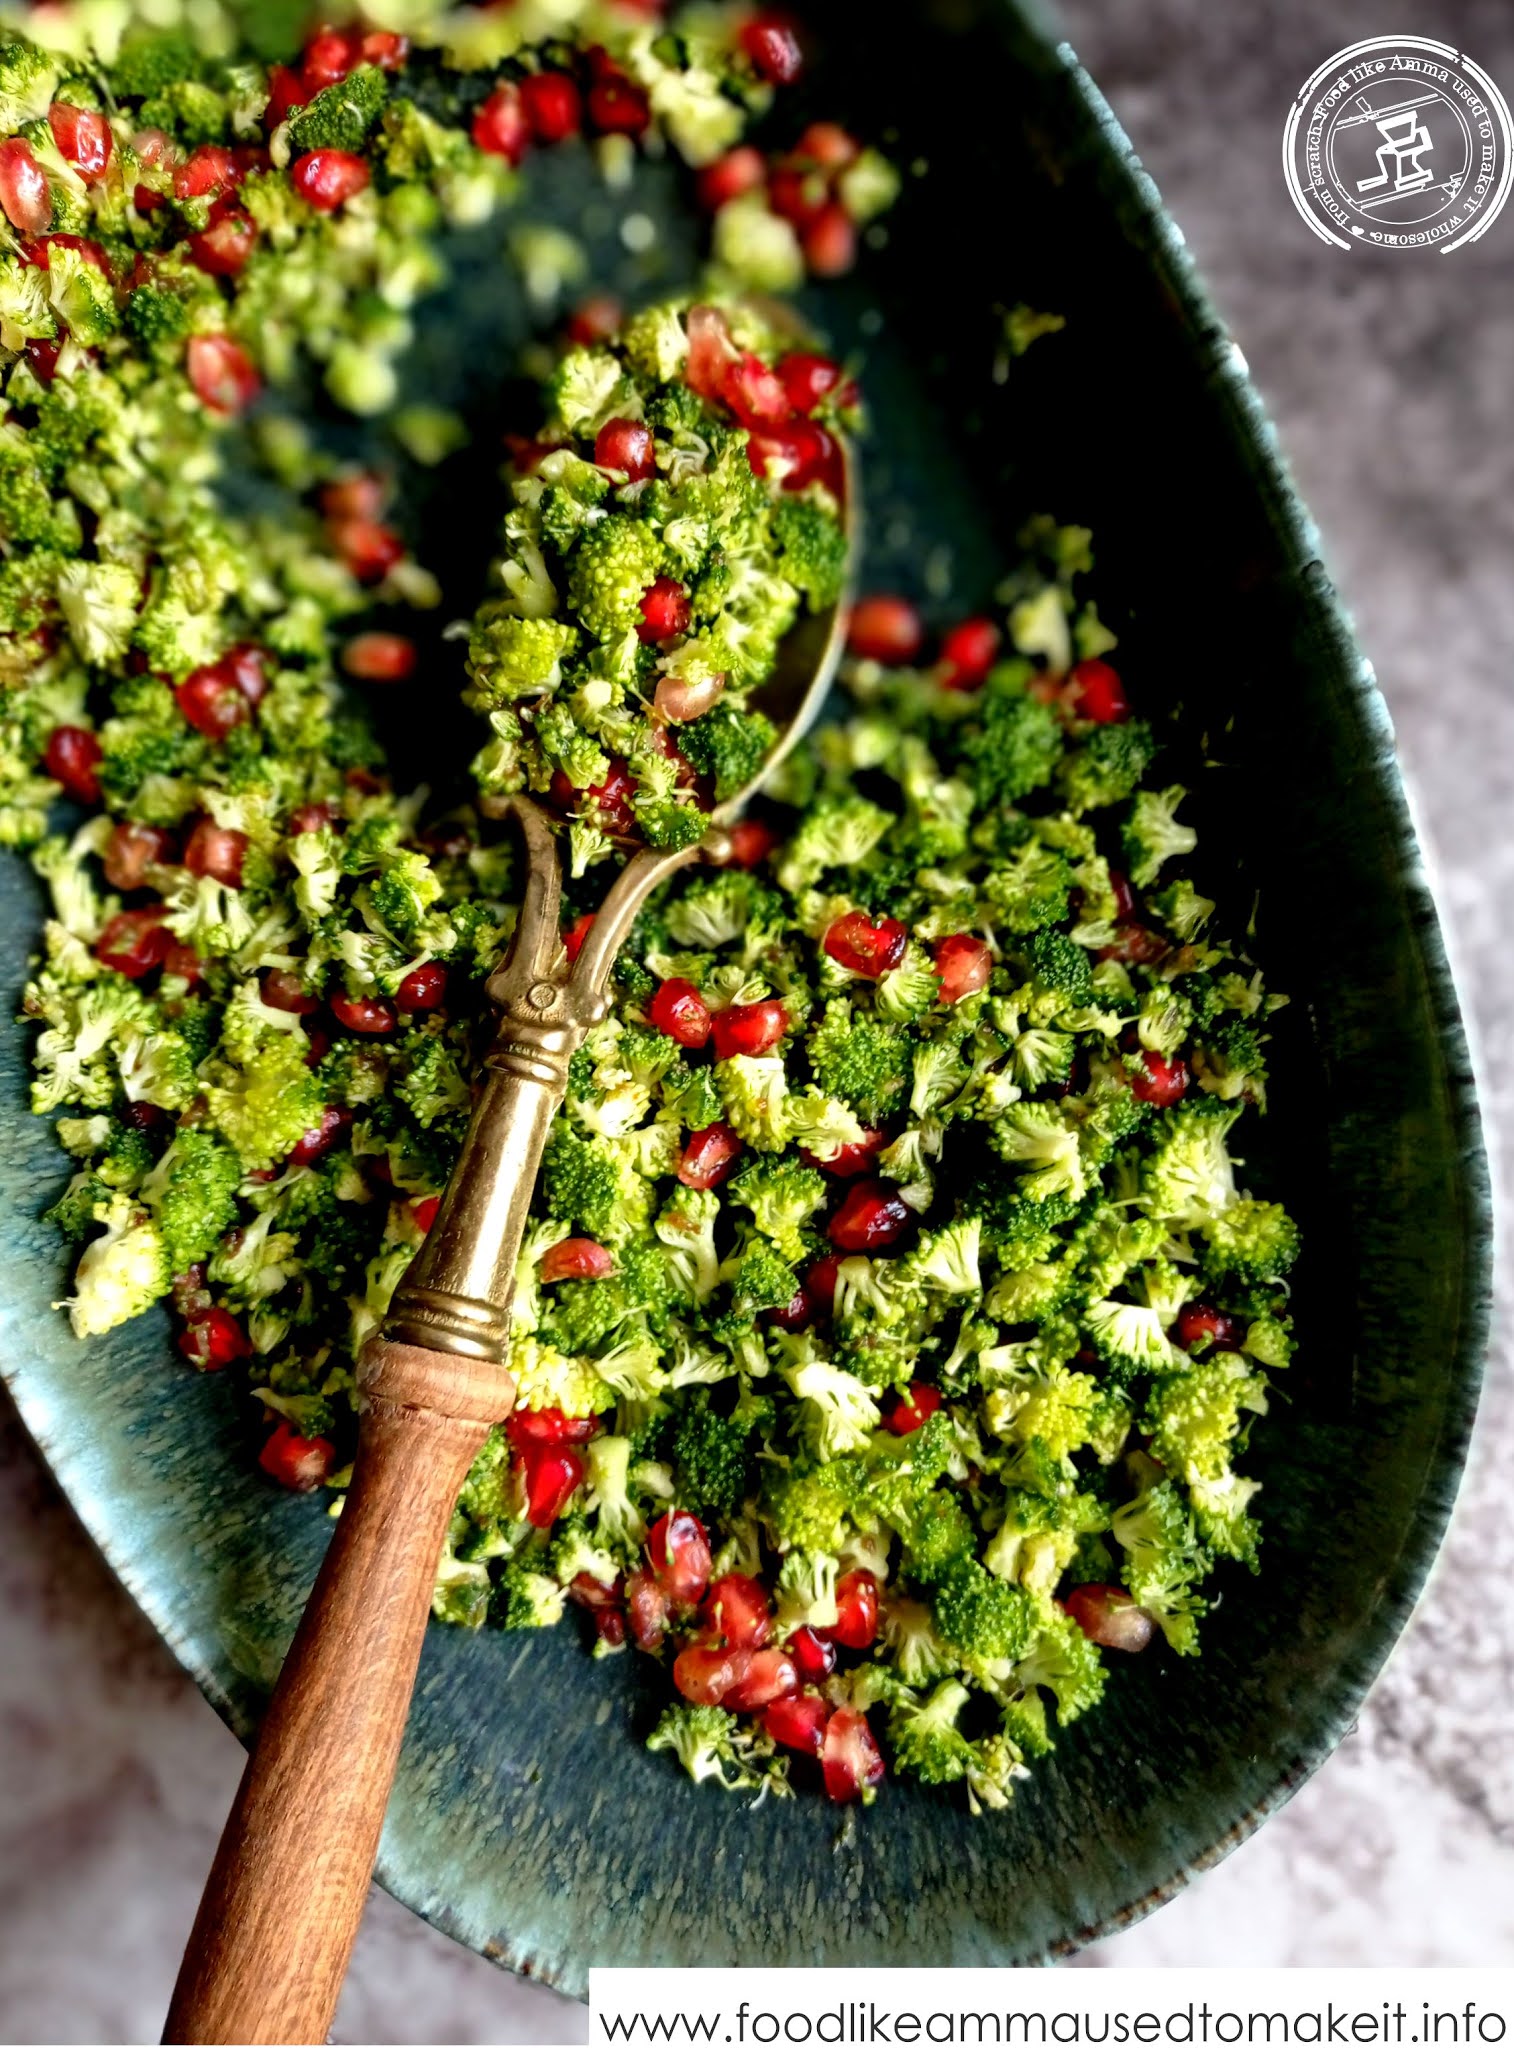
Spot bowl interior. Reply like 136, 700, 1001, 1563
0, 0, 1490, 1990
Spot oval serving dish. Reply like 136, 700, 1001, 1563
0, 0, 1491, 1990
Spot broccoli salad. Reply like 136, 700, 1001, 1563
0, 4, 1299, 1814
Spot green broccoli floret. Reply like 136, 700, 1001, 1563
646, 1703, 780, 1794
771, 494, 848, 608
727, 1154, 827, 1260
1109, 1479, 1213, 1650
635, 796, 708, 851
1059, 719, 1156, 813
124, 284, 194, 357
726, 1239, 800, 1324
1193, 1017, 1269, 1105
967, 672, 1063, 808
45, 1172, 113, 1243
566, 518, 666, 642
64, 1192, 171, 1338
0, 38, 61, 132
1201, 1198, 1299, 1286
1012, 1607, 1107, 1722
204, 1033, 326, 1173
762, 1459, 860, 1555
497, 1564, 568, 1631
1024, 929, 1093, 1012
930, 1556, 1035, 1663
149, 1128, 242, 1276
286, 64, 389, 154
677, 702, 777, 802
1123, 784, 1196, 888
541, 1126, 624, 1239
467, 614, 580, 704
1138, 1098, 1239, 1228
776, 795, 892, 892
109, 29, 204, 97
807, 1000, 911, 1122
887, 1677, 978, 1785
669, 1389, 753, 1519
458, 1428, 514, 1529
1143, 1351, 1268, 1487
981, 841, 1075, 934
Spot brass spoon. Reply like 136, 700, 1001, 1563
163, 463, 856, 2046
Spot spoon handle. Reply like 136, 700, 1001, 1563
163, 1341, 514, 2046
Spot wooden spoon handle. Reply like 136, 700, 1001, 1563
163, 1342, 513, 2047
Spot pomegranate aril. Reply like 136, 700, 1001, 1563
0, 139, 50, 232
359, 30, 410, 70
934, 932, 993, 1004
524, 1446, 584, 1528
594, 416, 655, 481
796, 121, 860, 170
262, 968, 319, 1016
684, 302, 742, 405
648, 977, 711, 1049
586, 73, 651, 137
472, 82, 530, 163
724, 351, 793, 429
264, 63, 310, 127
1100, 923, 1168, 967
322, 472, 388, 523
626, 1567, 671, 1651
1063, 1583, 1154, 1653
288, 802, 335, 836
220, 643, 268, 706
291, 149, 370, 212
183, 818, 247, 888
520, 71, 582, 143
637, 576, 691, 644
803, 1130, 886, 1179
104, 822, 175, 892
173, 144, 240, 202
723, 1648, 799, 1713
1068, 658, 1130, 724
287, 1105, 351, 1170
44, 725, 102, 804
187, 334, 260, 416
741, 16, 803, 83
768, 1288, 813, 1331
505, 1406, 600, 1450
768, 163, 828, 227
828, 1178, 910, 1254
175, 664, 248, 742
821, 1706, 885, 1803
301, 27, 361, 88
722, 817, 779, 868
847, 595, 924, 665
709, 998, 787, 1060
1130, 1049, 1189, 1108
652, 669, 724, 725
540, 1237, 615, 1283
25, 336, 61, 383
330, 990, 396, 1035
49, 104, 113, 183
411, 1195, 441, 1234
188, 207, 257, 276
332, 517, 405, 584
883, 1381, 943, 1436
776, 351, 843, 416
1175, 1302, 1242, 1353
697, 146, 765, 211
787, 1625, 837, 1683
566, 293, 623, 347
259, 1422, 335, 1492
673, 1643, 747, 1706
395, 962, 446, 1013
763, 1691, 830, 1755
342, 630, 417, 682
178, 1306, 250, 1371
804, 1252, 842, 1312
823, 910, 908, 978
802, 203, 857, 277
563, 911, 595, 964
940, 616, 1001, 690
647, 1508, 712, 1608
824, 1568, 879, 1650
745, 417, 826, 490
96, 909, 171, 980
678, 1120, 743, 1190
702, 1572, 771, 1649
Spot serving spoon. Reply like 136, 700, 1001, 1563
163, 457, 856, 2046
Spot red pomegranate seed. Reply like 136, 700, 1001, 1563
322, 472, 387, 522
787, 1626, 837, 1683
219, 643, 267, 705
301, 26, 360, 88
566, 292, 623, 347
803, 1130, 886, 1178
763, 1690, 830, 1755
847, 595, 924, 665
802, 202, 857, 277
176, 664, 249, 741
541, 1237, 615, 1283
287, 1105, 351, 1170
262, 968, 319, 1016
723, 1647, 799, 1713
823, 910, 907, 978
796, 120, 860, 169
411, 1195, 441, 1233
768, 1289, 813, 1331
673, 1643, 747, 1706
821, 1706, 885, 1803
934, 933, 993, 1004
563, 911, 595, 964
395, 962, 446, 1012
173, 144, 240, 202
828, 1179, 910, 1254
637, 576, 691, 644
768, 162, 828, 226
678, 1120, 743, 1190
103, 822, 175, 891
594, 417, 655, 482
709, 998, 787, 1060
883, 1381, 943, 1436
648, 977, 711, 1049
804, 1252, 842, 1312
724, 351, 793, 429
342, 631, 417, 682
1175, 1302, 1242, 1353
524, 1446, 584, 1528
288, 802, 335, 836
741, 15, 803, 83
647, 1509, 712, 1608
0, 139, 50, 232
44, 725, 102, 803
745, 416, 828, 490
330, 990, 396, 1035
823, 1568, 879, 1650
23, 232, 110, 278
48, 104, 113, 183
1068, 658, 1130, 724
550, 758, 638, 838
703, 1573, 771, 1649
587, 72, 651, 137
358, 29, 409, 69
187, 334, 260, 416
25, 336, 61, 383
506, 1407, 600, 1450
626, 1567, 671, 1651
291, 149, 370, 211
188, 206, 257, 275
1100, 923, 1168, 967
472, 82, 530, 163
685, 303, 745, 408
1130, 1049, 1189, 1108
177, 1307, 251, 1371
122, 1100, 166, 1133
1063, 1584, 1155, 1653
264, 63, 310, 127
96, 909, 171, 979
184, 818, 247, 887
162, 938, 202, 986
697, 146, 765, 211
331, 517, 404, 584
940, 616, 1001, 690
775, 351, 843, 415
259, 1422, 335, 1491
520, 71, 581, 143
722, 817, 779, 868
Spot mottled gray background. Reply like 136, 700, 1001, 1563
2, 3, 1510, 2039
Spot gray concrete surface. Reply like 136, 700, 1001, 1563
1, 4, 1509, 2037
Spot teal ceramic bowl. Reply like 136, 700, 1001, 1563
0, 0, 1492, 1990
